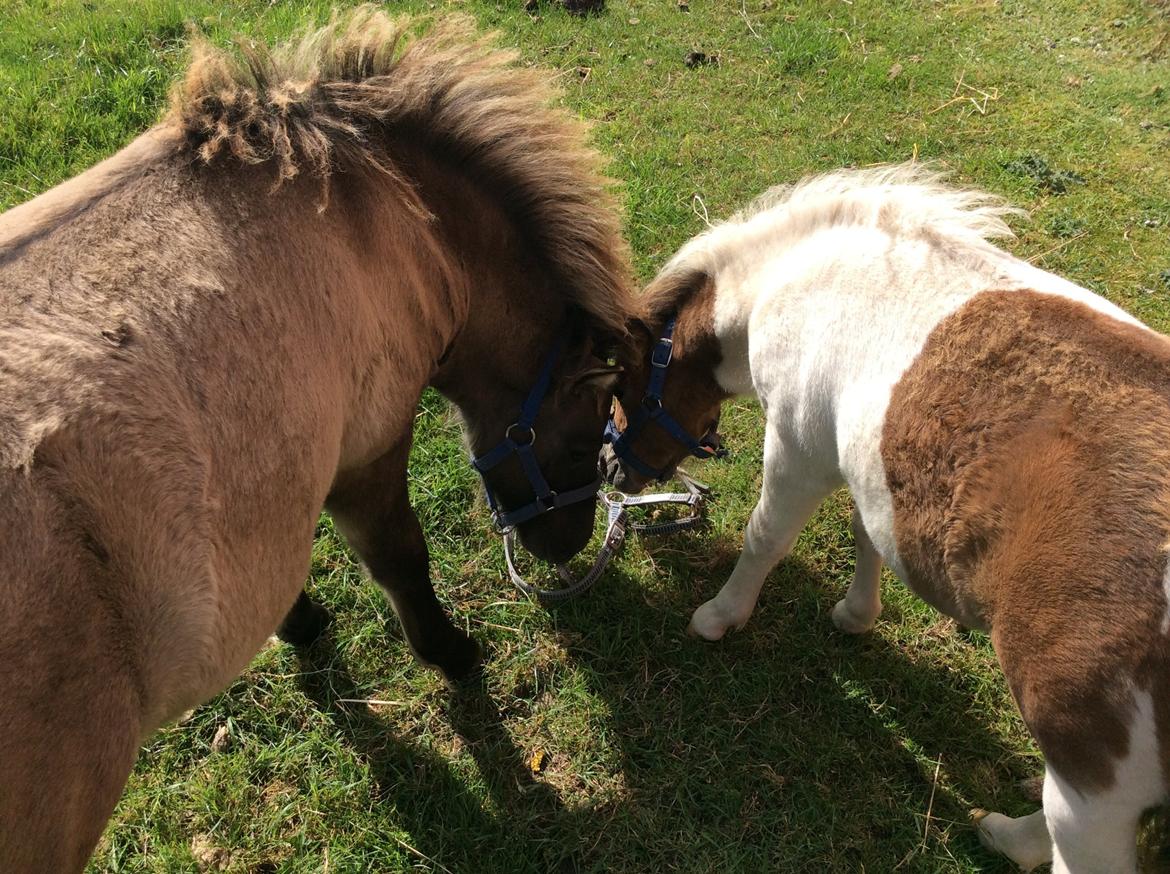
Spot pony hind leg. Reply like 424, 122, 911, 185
974, 808, 1052, 871
689, 429, 831, 640
974, 762, 1154, 873
325, 441, 480, 684
976, 683, 1165, 873
830, 506, 883, 633
1043, 758, 1155, 874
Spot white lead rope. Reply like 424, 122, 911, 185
504, 471, 711, 605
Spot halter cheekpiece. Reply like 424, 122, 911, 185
471, 341, 602, 530
603, 316, 727, 481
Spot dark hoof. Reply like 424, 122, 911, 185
428, 632, 483, 686
277, 593, 333, 647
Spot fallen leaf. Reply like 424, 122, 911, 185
191, 835, 231, 872
211, 724, 232, 753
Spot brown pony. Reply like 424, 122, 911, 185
0, 10, 633, 871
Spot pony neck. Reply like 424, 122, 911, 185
399, 144, 569, 417
662, 178, 1029, 402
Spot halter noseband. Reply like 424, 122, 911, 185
604, 316, 727, 482
471, 342, 602, 530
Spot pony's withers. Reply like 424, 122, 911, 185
0, 10, 633, 871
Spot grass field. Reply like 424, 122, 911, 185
3, 0, 1170, 870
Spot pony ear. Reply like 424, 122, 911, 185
626, 316, 655, 345
571, 364, 624, 393
617, 316, 656, 363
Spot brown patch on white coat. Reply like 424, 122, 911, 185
884, 289, 1170, 866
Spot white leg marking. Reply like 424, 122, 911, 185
689, 429, 829, 640
1044, 689, 1164, 874
973, 808, 1051, 871
831, 507, 883, 634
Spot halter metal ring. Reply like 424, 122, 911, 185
505, 423, 536, 445
505, 471, 711, 605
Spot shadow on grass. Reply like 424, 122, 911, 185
295, 631, 585, 874
290, 522, 1033, 872
549, 535, 1031, 873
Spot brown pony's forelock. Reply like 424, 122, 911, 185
168, 6, 633, 337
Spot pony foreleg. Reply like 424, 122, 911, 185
277, 589, 333, 646
831, 507, 883, 633
689, 433, 828, 640
326, 442, 481, 684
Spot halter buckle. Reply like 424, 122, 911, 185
650, 337, 674, 368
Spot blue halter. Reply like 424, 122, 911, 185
471, 342, 602, 530
604, 317, 727, 482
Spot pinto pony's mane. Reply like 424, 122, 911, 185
168, 7, 633, 335
731, 164, 1021, 237
657, 164, 1025, 300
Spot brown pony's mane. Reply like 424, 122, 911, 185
167, 7, 632, 336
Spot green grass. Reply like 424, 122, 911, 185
3, 0, 1170, 870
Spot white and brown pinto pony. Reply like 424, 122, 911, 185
0, 11, 634, 871
605, 164, 1170, 872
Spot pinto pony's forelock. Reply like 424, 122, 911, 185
168, 6, 633, 337
638, 267, 709, 322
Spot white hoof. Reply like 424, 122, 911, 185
687, 598, 744, 641
973, 809, 1052, 872
831, 598, 877, 634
